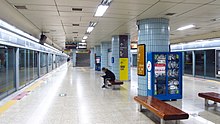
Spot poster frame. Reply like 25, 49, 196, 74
137, 44, 146, 76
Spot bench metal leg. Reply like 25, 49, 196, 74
205, 99, 209, 107
112, 85, 120, 90
160, 119, 165, 124
138, 104, 142, 112
205, 99, 217, 108
176, 120, 180, 124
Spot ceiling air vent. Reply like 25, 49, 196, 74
72, 24, 80, 26
72, 8, 82, 11
165, 13, 176, 16
72, 32, 78, 34
14, 5, 27, 10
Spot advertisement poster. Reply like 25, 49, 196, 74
119, 58, 128, 80
168, 54, 180, 94
154, 54, 166, 95
154, 54, 166, 76
137, 44, 146, 76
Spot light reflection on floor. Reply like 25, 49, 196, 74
0, 64, 219, 124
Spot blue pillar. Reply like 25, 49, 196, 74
72, 49, 76, 67
112, 35, 131, 81
94, 45, 101, 56
101, 42, 111, 69
137, 18, 169, 96
90, 48, 95, 69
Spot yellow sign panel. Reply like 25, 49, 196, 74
120, 58, 128, 80
137, 44, 146, 76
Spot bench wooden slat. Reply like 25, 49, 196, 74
134, 96, 189, 120
109, 80, 123, 85
198, 92, 220, 103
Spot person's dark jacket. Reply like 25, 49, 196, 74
102, 69, 115, 80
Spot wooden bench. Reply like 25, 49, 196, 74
108, 80, 123, 90
198, 92, 220, 109
134, 96, 189, 124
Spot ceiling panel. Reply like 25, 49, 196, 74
55, 0, 99, 7
5, 0, 220, 49
59, 12, 93, 17
25, 5, 57, 11
160, 0, 183, 2
110, 2, 152, 11
112, 0, 159, 5
137, 2, 178, 20
18, 10, 59, 16
7, 0, 55, 5
158, 3, 201, 17
183, 0, 214, 4
58, 6, 96, 13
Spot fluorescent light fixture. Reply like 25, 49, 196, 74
79, 43, 87, 45
95, 5, 109, 17
177, 24, 195, 31
0, 20, 39, 42
83, 36, 88, 40
87, 27, 94, 33
82, 40, 86, 42
89, 22, 97, 27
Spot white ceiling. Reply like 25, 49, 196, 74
4, 0, 220, 49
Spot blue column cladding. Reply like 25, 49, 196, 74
112, 36, 120, 80
128, 36, 131, 81
112, 35, 131, 80
137, 18, 169, 96
90, 48, 94, 69
94, 45, 101, 56
101, 42, 111, 69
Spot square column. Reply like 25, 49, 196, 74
112, 35, 131, 81
101, 42, 111, 69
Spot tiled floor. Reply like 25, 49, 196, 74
0, 64, 220, 124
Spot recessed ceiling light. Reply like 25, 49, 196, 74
210, 19, 217, 22
72, 8, 82, 11
177, 24, 195, 31
72, 24, 79, 26
165, 13, 176, 16
82, 40, 86, 42
14, 5, 27, 10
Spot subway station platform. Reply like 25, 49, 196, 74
0, 64, 220, 124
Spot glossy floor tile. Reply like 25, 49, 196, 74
0, 64, 220, 124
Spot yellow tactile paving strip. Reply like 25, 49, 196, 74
0, 100, 17, 114
0, 79, 46, 115
0, 64, 64, 115
25, 80, 44, 92
207, 80, 220, 84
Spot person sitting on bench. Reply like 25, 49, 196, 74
101, 67, 115, 88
